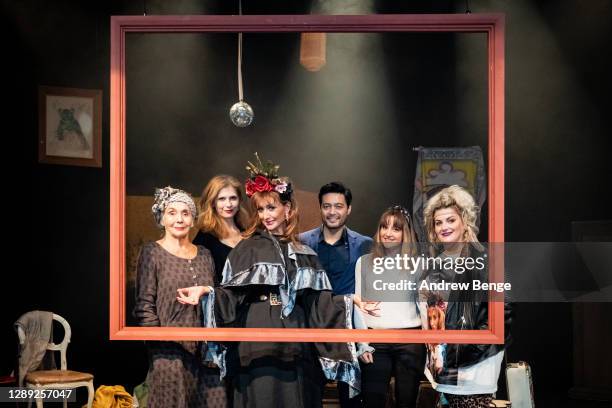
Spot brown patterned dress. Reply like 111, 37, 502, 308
134, 242, 227, 408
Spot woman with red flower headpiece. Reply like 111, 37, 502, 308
177, 154, 375, 408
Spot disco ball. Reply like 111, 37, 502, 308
229, 101, 254, 127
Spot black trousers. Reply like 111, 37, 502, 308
338, 380, 362, 408
361, 343, 425, 408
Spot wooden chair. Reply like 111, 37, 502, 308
17, 313, 94, 408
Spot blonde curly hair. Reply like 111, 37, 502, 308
423, 185, 482, 249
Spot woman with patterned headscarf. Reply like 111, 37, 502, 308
133, 186, 226, 408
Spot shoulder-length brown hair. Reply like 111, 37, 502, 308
197, 175, 250, 239
243, 186, 300, 245
371, 206, 418, 259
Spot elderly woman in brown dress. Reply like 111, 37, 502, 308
133, 186, 226, 408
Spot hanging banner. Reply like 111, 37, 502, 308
412, 146, 487, 242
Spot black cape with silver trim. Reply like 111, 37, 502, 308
201, 230, 360, 407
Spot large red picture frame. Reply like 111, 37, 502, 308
110, 14, 505, 343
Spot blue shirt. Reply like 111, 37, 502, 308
299, 226, 373, 296
317, 229, 351, 295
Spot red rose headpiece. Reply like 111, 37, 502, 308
245, 152, 293, 201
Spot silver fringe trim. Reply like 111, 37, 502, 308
201, 289, 227, 378
318, 295, 361, 397
221, 251, 333, 318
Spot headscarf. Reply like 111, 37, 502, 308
151, 186, 197, 228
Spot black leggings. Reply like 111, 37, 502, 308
361, 343, 426, 408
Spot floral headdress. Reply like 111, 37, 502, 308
244, 152, 293, 201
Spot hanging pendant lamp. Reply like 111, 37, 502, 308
300, 32, 326, 72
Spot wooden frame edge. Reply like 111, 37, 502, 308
110, 13, 505, 343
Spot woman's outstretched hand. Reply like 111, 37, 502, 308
359, 351, 374, 364
354, 294, 381, 317
176, 286, 210, 305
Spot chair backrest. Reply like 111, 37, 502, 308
506, 361, 535, 408
16, 313, 72, 370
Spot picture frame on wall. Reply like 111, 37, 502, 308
38, 85, 102, 167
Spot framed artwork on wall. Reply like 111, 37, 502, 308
38, 85, 102, 167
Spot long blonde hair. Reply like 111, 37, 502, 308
371, 206, 418, 259
423, 185, 483, 251
243, 189, 300, 245
197, 175, 250, 239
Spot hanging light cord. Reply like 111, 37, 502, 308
237, 0, 244, 101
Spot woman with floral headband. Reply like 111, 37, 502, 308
354, 205, 425, 408
133, 186, 226, 408
177, 154, 372, 408
418, 185, 512, 408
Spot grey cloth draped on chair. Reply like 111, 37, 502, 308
14, 310, 57, 386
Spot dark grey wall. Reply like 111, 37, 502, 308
124, 30, 486, 234
3, 0, 611, 404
